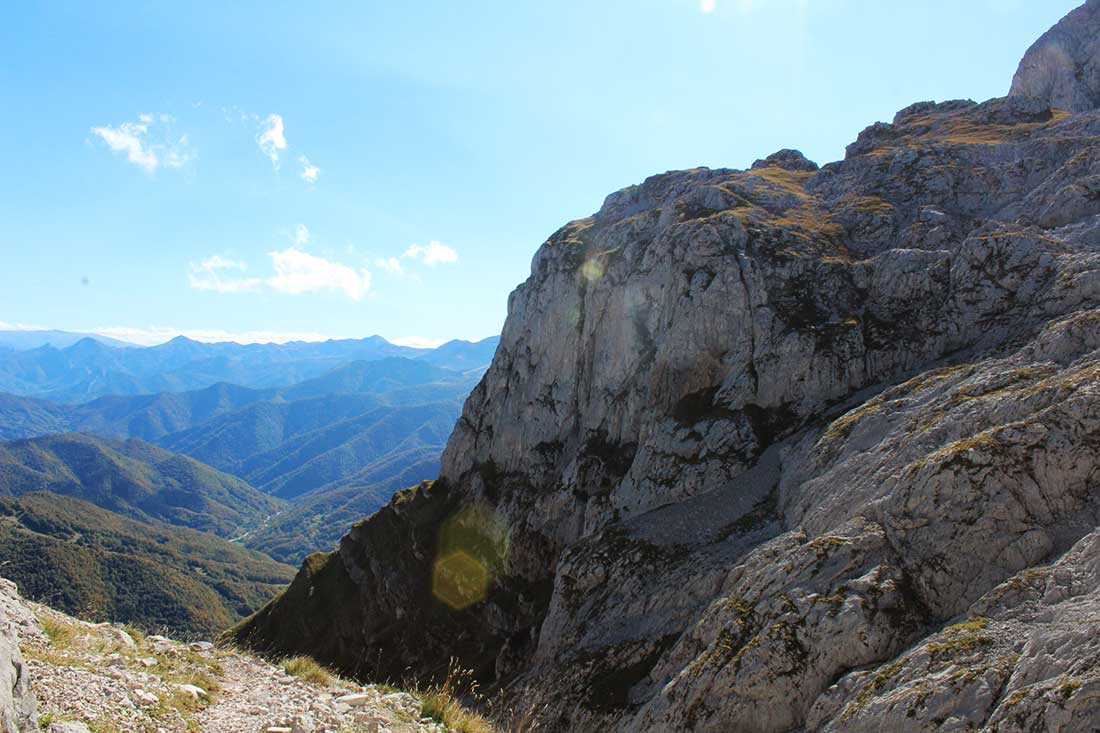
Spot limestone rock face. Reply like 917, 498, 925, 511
1010, 0, 1100, 112
0, 580, 35, 733
236, 5, 1100, 731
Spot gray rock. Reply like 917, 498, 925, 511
46, 724, 91, 733
1010, 0, 1100, 111
0, 582, 36, 732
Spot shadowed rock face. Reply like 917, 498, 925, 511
236, 5, 1100, 731
1010, 0, 1100, 112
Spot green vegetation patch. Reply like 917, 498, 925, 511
0, 493, 294, 638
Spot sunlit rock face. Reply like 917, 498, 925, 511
1011, 0, 1100, 112
236, 4, 1100, 731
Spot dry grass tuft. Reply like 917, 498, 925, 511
282, 655, 335, 687
415, 661, 502, 733
39, 613, 80, 649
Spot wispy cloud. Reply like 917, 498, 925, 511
91, 114, 192, 173
403, 241, 459, 266
299, 155, 320, 183
375, 256, 404, 275
267, 247, 372, 300
375, 241, 459, 278
188, 255, 262, 294
700, 0, 717, 13
256, 113, 287, 168
0, 320, 50, 331
295, 224, 311, 246
190, 225, 372, 301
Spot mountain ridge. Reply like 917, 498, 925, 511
0, 335, 499, 403
0, 432, 283, 538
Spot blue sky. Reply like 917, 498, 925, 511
0, 0, 1081, 346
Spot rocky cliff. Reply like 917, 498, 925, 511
1011, 0, 1100, 112
235, 4, 1100, 731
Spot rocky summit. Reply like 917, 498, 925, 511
234, 4, 1100, 732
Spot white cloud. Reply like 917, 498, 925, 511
91, 115, 192, 173
257, 113, 287, 168
188, 255, 262, 294
700, 0, 717, 13
295, 224, 311, 247
403, 241, 459, 266
299, 155, 320, 183
389, 336, 446, 349
375, 257, 404, 275
267, 247, 372, 300
89, 325, 336, 346
0, 320, 50, 331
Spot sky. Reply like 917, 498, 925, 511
0, 0, 1083, 347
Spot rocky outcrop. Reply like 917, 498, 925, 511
235, 4, 1100, 731
1010, 0, 1100, 112
0, 580, 36, 732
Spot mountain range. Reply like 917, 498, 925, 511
0, 334, 497, 403
0, 329, 136, 351
0, 335, 498, 625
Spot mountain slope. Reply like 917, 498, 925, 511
234, 6, 1100, 731
0, 433, 282, 538
158, 395, 463, 498
278, 358, 462, 400
0, 492, 294, 638
241, 445, 443, 564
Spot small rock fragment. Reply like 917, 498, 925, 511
178, 683, 207, 699
133, 688, 159, 705
48, 723, 92, 733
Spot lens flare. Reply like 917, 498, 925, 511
581, 257, 605, 282
431, 504, 510, 611
432, 550, 490, 611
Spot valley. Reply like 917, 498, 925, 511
0, 335, 498, 630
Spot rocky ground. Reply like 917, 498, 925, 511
0, 578, 451, 733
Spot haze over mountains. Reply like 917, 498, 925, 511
0, 329, 136, 351
0, 333, 498, 403
0, 334, 498, 623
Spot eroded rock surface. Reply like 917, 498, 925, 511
236, 4, 1100, 731
0, 580, 35, 732
1011, 0, 1100, 112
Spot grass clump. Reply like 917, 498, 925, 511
39, 613, 80, 649
944, 616, 989, 634
282, 655, 335, 686
416, 661, 500, 733
1059, 678, 1083, 700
